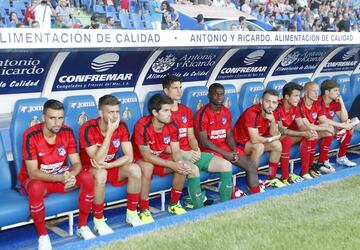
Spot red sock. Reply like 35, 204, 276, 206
169, 188, 182, 204
268, 162, 278, 179
27, 180, 47, 237
318, 136, 333, 163
338, 130, 353, 157
77, 172, 94, 227
280, 136, 291, 180
309, 139, 318, 167
92, 203, 104, 220
139, 199, 149, 211
127, 192, 140, 211
249, 186, 260, 194
300, 138, 311, 175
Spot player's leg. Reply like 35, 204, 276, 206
280, 135, 292, 182
299, 137, 312, 179
116, 163, 143, 226
185, 161, 203, 209
205, 154, 233, 201
244, 141, 265, 168
337, 128, 356, 167
168, 168, 188, 214
264, 140, 284, 188
137, 160, 155, 223
317, 130, 335, 173
75, 171, 96, 239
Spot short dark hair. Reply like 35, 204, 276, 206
321, 80, 339, 96
239, 16, 246, 22
262, 89, 279, 99
208, 83, 224, 94
43, 99, 64, 114
98, 95, 120, 110
283, 82, 303, 98
196, 14, 204, 23
106, 16, 113, 23
148, 93, 173, 115
162, 75, 181, 90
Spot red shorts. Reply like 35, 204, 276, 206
202, 144, 244, 159
21, 171, 91, 196
106, 167, 128, 187
135, 153, 171, 178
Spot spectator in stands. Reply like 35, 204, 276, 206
194, 14, 208, 30
267, 15, 277, 27
87, 0, 96, 14
132, 94, 202, 223
0, 14, 4, 28
24, 0, 37, 26
240, 0, 252, 15
233, 90, 285, 188
138, 0, 150, 15
56, 0, 73, 28
225, 0, 236, 8
322, 16, 336, 31
161, 1, 179, 25
16, 22, 25, 28
162, 13, 180, 29
292, 6, 305, 31
230, 23, 238, 31
8, 11, 19, 28
52, 15, 68, 28
211, 0, 226, 7
238, 16, 249, 31
18, 100, 95, 250
312, 18, 322, 31
149, 0, 163, 30
31, 20, 41, 28
121, 0, 130, 13
70, 0, 81, 15
103, 0, 117, 10
102, 16, 115, 29
338, 12, 351, 31
88, 15, 100, 29
32, 0, 56, 29
195, 83, 261, 194
79, 95, 144, 231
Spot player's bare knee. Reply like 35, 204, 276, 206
222, 159, 232, 172
141, 164, 153, 180
93, 169, 107, 185
272, 140, 282, 152
253, 143, 264, 155
128, 163, 142, 181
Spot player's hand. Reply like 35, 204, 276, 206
264, 112, 275, 123
107, 114, 120, 135
326, 125, 335, 135
223, 151, 236, 162
309, 130, 318, 141
302, 130, 313, 139
63, 171, 76, 189
190, 148, 201, 163
342, 120, 354, 130
272, 133, 281, 141
173, 161, 192, 175
90, 158, 108, 169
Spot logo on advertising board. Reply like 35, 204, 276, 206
273, 46, 330, 76
53, 51, 150, 91
217, 47, 285, 80
144, 49, 222, 85
0, 52, 51, 95
322, 47, 360, 73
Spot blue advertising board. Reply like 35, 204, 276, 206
273, 46, 332, 76
216, 47, 286, 80
0, 52, 52, 95
52, 51, 151, 91
321, 46, 360, 73
143, 48, 225, 85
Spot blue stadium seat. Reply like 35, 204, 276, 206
332, 74, 352, 110
112, 91, 142, 136
181, 86, 209, 116
105, 4, 117, 13
238, 81, 265, 113
106, 12, 121, 23
130, 13, 145, 29
291, 77, 310, 97
0, 134, 29, 228
223, 84, 240, 126
313, 75, 331, 86
144, 20, 153, 29
266, 80, 287, 99
119, 12, 133, 29
142, 13, 152, 22
63, 95, 98, 142
10, 98, 47, 182
143, 90, 163, 116
350, 73, 360, 98
93, 4, 106, 15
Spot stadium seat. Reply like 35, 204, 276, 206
332, 74, 352, 110
111, 91, 142, 136
313, 75, 331, 85
291, 77, 310, 97
63, 95, 98, 142
93, 4, 106, 15
0, 134, 29, 228
266, 80, 287, 99
130, 13, 145, 29
10, 98, 47, 182
238, 81, 265, 113
142, 90, 163, 116
142, 13, 152, 22
106, 12, 121, 23
105, 4, 117, 13
181, 86, 209, 115
223, 84, 240, 126
119, 13, 133, 29
144, 20, 153, 29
